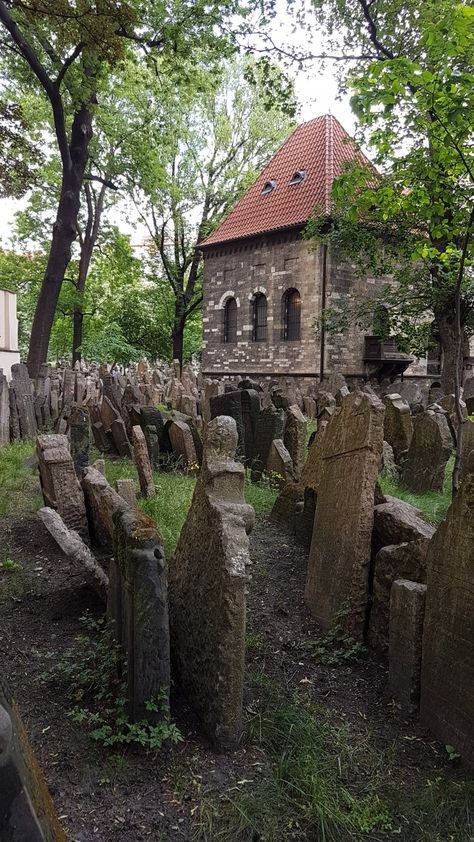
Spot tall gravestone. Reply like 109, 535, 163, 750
169, 416, 254, 749
420, 453, 474, 768
305, 390, 384, 639
402, 408, 452, 492
110, 507, 170, 720
0, 371, 9, 445
69, 406, 91, 476
382, 393, 413, 463
283, 404, 307, 481
36, 434, 88, 540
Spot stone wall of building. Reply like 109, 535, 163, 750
202, 233, 418, 382
202, 230, 321, 378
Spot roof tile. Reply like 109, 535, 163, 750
199, 114, 372, 248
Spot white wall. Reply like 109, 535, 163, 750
0, 290, 20, 379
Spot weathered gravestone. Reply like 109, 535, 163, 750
463, 375, 474, 416
168, 419, 197, 468
82, 466, 128, 551
36, 434, 88, 540
10, 363, 36, 440
132, 426, 155, 498
305, 390, 384, 639
252, 404, 284, 479
209, 389, 260, 463
0, 371, 9, 446
460, 419, 474, 484
389, 579, 427, 711
69, 406, 90, 476
420, 452, 474, 768
283, 405, 307, 481
382, 393, 413, 464
169, 416, 254, 749
401, 408, 452, 492
109, 507, 170, 720
266, 439, 294, 486
0, 676, 67, 841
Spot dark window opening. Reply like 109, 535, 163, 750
261, 179, 276, 195
283, 288, 301, 341
289, 170, 306, 185
252, 293, 267, 342
223, 297, 237, 343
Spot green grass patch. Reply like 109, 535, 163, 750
244, 473, 278, 518
379, 455, 454, 526
0, 440, 41, 517
197, 673, 474, 842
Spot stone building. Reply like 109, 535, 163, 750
199, 115, 415, 386
0, 289, 20, 379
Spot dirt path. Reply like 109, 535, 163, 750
0, 512, 461, 841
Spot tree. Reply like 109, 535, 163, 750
127, 56, 296, 367
302, 0, 474, 489
0, 0, 248, 377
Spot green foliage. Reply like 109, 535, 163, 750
379, 456, 453, 526
305, 0, 474, 384
42, 612, 182, 750
305, 607, 367, 667
244, 471, 278, 518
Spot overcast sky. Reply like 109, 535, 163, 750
0, 4, 355, 245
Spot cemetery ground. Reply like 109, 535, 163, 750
0, 442, 472, 842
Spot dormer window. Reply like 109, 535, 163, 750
289, 170, 306, 185
261, 179, 276, 195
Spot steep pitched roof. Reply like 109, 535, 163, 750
199, 114, 372, 249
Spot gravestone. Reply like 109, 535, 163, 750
420, 454, 474, 768
402, 408, 452, 492
460, 419, 474, 484
69, 406, 90, 476
382, 393, 413, 463
252, 404, 284, 479
169, 416, 254, 749
110, 507, 170, 720
111, 417, 133, 458
305, 390, 384, 639
168, 419, 197, 468
210, 389, 260, 462
82, 466, 129, 551
389, 579, 427, 711
463, 375, 474, 415
36, 434, 88, 540
0, 676, 67, 841
115, 478, 137, 509
0, 372, 9, 445
132, 425, 155, 498
266, 439, 294, 486
283, 405, 307, 481
10, 363, 36, 440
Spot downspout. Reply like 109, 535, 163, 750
319, 242, 328, 383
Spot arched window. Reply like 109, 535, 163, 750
223, 297, 237, 343
252, 293, 267, 342
283, 288, 301, 341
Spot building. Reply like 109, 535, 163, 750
199, 114, 413, 386
0, 289, 20, 379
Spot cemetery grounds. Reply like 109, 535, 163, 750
0, 438, 473, 842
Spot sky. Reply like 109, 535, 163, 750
0, 3, 356, 244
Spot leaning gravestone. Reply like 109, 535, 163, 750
0, 675, 67, 841
110, 507, 170, 720
305, 390, 384, 639
283, 404, 307, 481
36, 434, 88, 540
169, 416, 254, 749
382, 393, 413, 464
132, 425, 155, 498
69, 406, 91, 476
401, 408, 452, 492
420, 452, 474, 768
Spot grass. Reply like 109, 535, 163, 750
0, 440, 41, 517
196, 673, 474, 842
379, 455, 454, 526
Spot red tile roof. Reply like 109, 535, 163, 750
199, 114, 373, 248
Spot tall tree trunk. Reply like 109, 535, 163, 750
27, 104, 93, 378
435, 310, 458, 394
72, 309, 84, 367
72, 181, 107, 366
172, 298, 186, 369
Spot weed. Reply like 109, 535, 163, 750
0, 558, 18, 570
42, 611, 182, 751
246, 630, 266, 655
244, 470, 278, 517
0, 558, 37, 601
305, 607, 367, 667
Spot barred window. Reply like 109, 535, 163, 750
223, 297, 237, 343
252, 293, 267, 342
283, 288, 301, 341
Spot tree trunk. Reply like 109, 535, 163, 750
435, 310, 458, 394
27, 104, 93, 378
172, 298, 186, 369
72, 308, 84, 367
